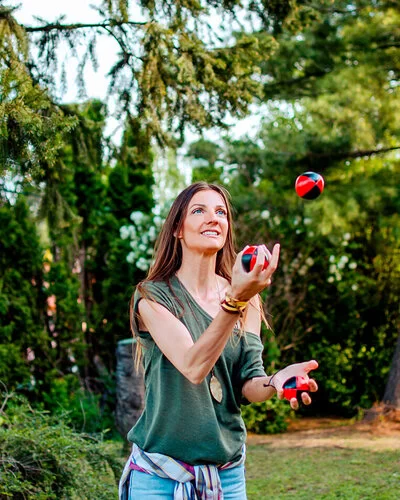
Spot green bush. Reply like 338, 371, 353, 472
242, 397, 293, 434
0, 199, 46, 393
0, 394, 125, 499
40, 374, 116, 436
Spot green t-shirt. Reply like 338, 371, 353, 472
127, 275, 266, 465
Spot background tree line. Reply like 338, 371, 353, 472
0, 1, 399, 495
188, 0, 400, 417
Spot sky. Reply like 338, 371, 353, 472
17, 1, 121, 105
15, 1, 264, 150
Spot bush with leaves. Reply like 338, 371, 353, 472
40, 374, 116, 437
241, 397, 293, 435
0, 393, 124, 500
0, 198, 45, 391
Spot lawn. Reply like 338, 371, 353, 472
245, 419, 400, 499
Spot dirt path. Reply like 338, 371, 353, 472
247, 418, 400, 451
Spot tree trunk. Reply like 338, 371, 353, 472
115, 339, 145, 440
383, 332, 400, 408
363, 332, 400, 423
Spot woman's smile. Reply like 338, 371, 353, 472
201, 230, 220, 237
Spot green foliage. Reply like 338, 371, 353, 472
40, 375, 116, 436
0, 7, 77, 178
187, 139, 224, 184
188, 0, 400, 417
1, 95, 156, 435
0, 198, 45, 390
0, 344, 31, 391
241, 397, 292, 434
260, 0, 400, 102
43, 258, 85, 368
2, 0, 316, 150
91, 115, 155, 368
228, 151, 399, 416
0, 394, 123, 499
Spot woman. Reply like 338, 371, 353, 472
119, 181, 318, 499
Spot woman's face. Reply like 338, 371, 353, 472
178, 189, 229, 254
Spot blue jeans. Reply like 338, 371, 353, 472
128, 464, 247, 499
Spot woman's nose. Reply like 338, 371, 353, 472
205, 210, 218, 222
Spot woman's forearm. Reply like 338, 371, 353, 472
242, 375, 276, 402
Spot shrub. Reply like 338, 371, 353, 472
40, 374, 116, 436
0, 393, 125, 499
242, 397, 293, 434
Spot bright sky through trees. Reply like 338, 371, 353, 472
17, 0, 116, 102
15, 0, 263, 144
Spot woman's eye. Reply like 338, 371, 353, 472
191, 207, 226, 215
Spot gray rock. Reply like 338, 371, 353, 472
115, 339, 144, 440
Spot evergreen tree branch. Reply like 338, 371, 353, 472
264, 146, 400, 163
263, 69, 331, 94
301, 146, 400, 167
307, 5, 359, 15
264, 40, 399, 97
374, 42, 400, 50
23, 20, 147, 33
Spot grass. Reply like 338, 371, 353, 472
245, 445, 400, 499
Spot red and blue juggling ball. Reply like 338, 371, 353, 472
295, 171, 324, 200
282, 376, 310, 401
241, 245, 269, 272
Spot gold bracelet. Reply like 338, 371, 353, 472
221, 300, 242, 314
221, 293, 249, 314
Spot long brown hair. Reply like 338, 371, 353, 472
129, 181, 267, 367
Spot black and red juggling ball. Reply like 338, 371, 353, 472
295, 171, 324, 200
241, 245, 269, 272
282, 376, 310, 401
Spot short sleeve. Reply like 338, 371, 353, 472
238, 332, 266, 384
132, 281, 177, 336
235, 332, 267, 405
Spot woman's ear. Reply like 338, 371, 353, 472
173, 227, 182, 238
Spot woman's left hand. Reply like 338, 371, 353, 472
271, 360, 319, 410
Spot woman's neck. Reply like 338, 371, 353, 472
176, 255, 219, 300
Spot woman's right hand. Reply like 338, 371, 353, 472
230, 243, 280, 301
